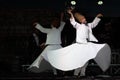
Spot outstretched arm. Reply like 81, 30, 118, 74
67, 9, 78, 28
88, 13, 103, 28
34, 22, 51, 33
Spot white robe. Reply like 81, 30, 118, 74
47, 17, 111, 71
28, 45, 62, 73
47, 43, 111, 71
28, 21, 65, 73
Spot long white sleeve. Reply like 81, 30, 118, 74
58, 21, 66, 31
70, 17, 78, 28
35, 24, 51, 33
88, 17, 101, 28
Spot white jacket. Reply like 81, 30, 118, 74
70, 17, 101, 43
35, 21, 65, 45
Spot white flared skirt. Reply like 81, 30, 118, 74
28, 44, 62, 73
47, 42, 111, 71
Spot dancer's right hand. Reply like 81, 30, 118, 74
67, 9, 72, 14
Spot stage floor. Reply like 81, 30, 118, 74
0, 71, 119, 80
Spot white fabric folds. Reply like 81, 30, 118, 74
28, 44, 62, 73
47, 42, 111, 71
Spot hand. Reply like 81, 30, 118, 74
96, 13, 103, 18
67, 9, 72, 14
40, 43, 45, 49
33, 22, 38, 26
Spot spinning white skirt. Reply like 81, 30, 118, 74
28, 44, 62, 73
47, 42, 111, 71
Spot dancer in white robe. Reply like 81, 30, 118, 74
28, 13, 66, 75
47, 10, 111, 76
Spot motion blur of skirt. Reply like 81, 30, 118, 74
47, 42, 111, 71
28, 44, 62, 73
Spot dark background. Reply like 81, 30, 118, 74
0, 0, 120, 76
0, 0, 120, 17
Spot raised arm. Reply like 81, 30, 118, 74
67, 9, 78, 28
34, 22, 51, 33
88, 13, 103, 28
59, 12, 66, 31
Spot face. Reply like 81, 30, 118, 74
74, 13, 87, 24
51, 18, 60, 28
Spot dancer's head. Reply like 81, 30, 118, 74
51, 17, 60, 28
74, 12, 87, 24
